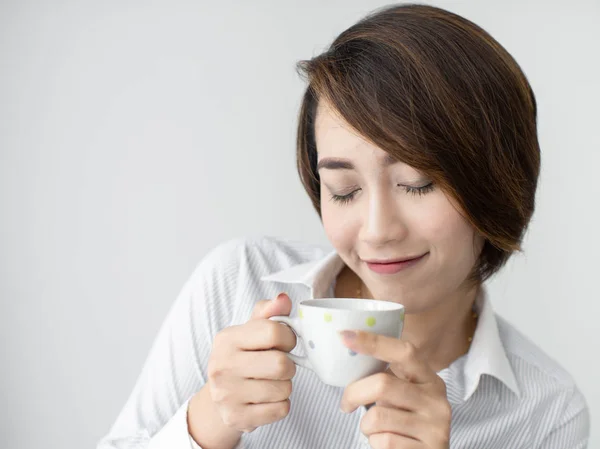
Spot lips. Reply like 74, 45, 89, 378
363, 255, 424, 264
364, 253, 428, 274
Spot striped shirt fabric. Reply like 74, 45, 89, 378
97, 235, 590, 449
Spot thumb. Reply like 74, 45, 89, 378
250, 292, 293, 320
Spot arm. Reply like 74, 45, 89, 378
96, 240, 245, 449
537, 388, 590, 449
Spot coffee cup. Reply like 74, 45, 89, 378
270, 297, 404, 387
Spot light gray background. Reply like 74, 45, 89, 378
1, 1, 598, 448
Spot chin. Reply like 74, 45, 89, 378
371, 285, 413, 303
370, 281, 434, 310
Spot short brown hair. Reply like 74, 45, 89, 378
296, 3, 540, 283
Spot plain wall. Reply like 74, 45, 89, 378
1, 1, 598, 448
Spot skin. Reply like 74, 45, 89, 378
188, 99, 486, 449
189, 293, 298, 449
315, 99, 486, 447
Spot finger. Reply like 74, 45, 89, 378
339, 330, 436, 383
340, 372, 422, 414
226, 319, 297, 351
241, 399, 291, 429
368, 432, 421, 449
250, 293, 292, 320
240, 379, 292, 404
360, 405, 423, 441
233, 349, 296, 380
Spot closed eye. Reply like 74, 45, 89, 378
328, 182, 434, 205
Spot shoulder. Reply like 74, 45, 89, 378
496, 316, 589, 433
496, 315, 579, 391
188, 234, 329, 294
193, 234, 328, 276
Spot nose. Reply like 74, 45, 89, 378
358, 189, 409, 246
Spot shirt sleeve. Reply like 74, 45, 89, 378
537, 387, 590, 449
96, 239, 246, 449
147, 398, 197, 449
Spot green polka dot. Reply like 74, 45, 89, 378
324, 312, 332, 323
366, 316, 376, 327
299, 309, 304, 319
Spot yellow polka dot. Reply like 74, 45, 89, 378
299, 309, 304, 319
366, 316, 376, 327
324, 312, 332, 322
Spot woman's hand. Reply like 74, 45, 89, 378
205, 293, 297, 433
339, 330, 451, 449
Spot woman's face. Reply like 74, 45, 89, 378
315, 101, 484, 313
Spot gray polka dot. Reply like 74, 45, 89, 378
349, 349, 357, 356
308, 340, 315, 349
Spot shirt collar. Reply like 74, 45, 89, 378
260, 248, 521, 400
259, 247, 344, 296
463, 287, 521, 400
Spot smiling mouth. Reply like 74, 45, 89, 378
364, 253, 428, 274
363, 254, 426, 264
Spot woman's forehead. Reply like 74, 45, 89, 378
315, 103, 370, 152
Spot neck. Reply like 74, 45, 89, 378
399, 283, 479, 372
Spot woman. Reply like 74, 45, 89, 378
98, 4, 589, 449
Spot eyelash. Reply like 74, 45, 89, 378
329, 182, 435, 205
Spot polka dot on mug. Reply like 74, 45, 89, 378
308, 340, 315, 349
324, 313, 332, 322
349, 349, 357, 356
366, 316, 376, 327
299, 309, 304, 319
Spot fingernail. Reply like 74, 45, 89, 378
339, 330, 357, 343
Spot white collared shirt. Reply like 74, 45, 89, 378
97, 236, 590, 449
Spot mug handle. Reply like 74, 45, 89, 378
269, 316, 314, 371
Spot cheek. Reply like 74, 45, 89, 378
321, 201, 357, 250
416, 194, 478, 261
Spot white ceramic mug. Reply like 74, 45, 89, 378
270, 298, 404, 387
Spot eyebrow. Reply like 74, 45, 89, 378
317, 154, 399, 171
